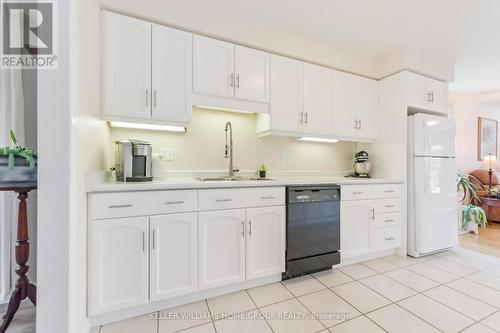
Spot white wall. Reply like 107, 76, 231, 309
37, 0, 71, 331
110, 108, 356, 174
450, 93, 500, 173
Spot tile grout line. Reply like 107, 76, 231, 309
244, 288, 276, 333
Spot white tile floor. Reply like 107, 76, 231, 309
7, 248, 500, 333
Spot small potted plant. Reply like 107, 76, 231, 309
461, 204, 487, 234
0, 129, 37, 183
257, 164, 268, 179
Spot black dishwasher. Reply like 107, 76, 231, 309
283, 185, 341, 280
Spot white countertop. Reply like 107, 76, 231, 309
87, 176, 404, 193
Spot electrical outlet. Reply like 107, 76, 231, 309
281, 152, 289, 164
162, 148, 174, 161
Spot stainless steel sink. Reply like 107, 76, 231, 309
197, 176, 275, 182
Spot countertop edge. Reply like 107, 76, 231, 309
87, 178, 405, 193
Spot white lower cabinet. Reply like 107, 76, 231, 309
246, 206, 285, 280
89, 217, 149, 316
150, 213, 197, 302
88, 186, 286, 316
198, 209, 246, 290
340, 183, 403, 261
341, 200, 372, 259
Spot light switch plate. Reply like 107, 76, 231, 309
281, 152, 289, 164
162, 148, 174, 161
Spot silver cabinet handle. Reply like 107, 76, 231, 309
229, 73, 234, 87
216, 198, 233, 202
353, 191, 364, 195
358, 119, 362, 129
236, 74, 240, 88
142, 231, 145, 252
299, 112, 304, 124
385, 204, 395, 208
385, 190, 395, 193
248, 220, 252, 236
152, 229, 155, 250
304, 112, 309, 124
427, 91, 434, 102
153, 90, 157, 108
385, 219, 395, 223
385, 237, 395, 241
145, 89, 149, 106
354, 119, 357, 129
164, 200, 184, 205
261, 196, 276, 200
371, 208, 375, 220
241, 221, 245, 238
108, 204, 132, 209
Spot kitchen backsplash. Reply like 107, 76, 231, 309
109, 108, 357, 174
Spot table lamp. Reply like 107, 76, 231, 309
482, 153, 498, 189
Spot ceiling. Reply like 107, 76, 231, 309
104, 0, 500, 92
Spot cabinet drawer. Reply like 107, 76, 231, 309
370, 226, 401, 250
198, 187, 285, 211
341, 185, 373, 201
373, 184, 402, 199
374, 198, 401, 214
372, 212, 401, 229
90, 190, 197, 220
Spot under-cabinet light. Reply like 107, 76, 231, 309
298, 137, 339, 143
108, 121, 187, 133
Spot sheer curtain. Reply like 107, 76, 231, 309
0, 68, 25, 303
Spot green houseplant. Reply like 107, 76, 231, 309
0, 129, 37, 183
457, 173, 486, 234
257, 164, 268, 178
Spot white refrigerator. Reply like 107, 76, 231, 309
408, 113, 458, 257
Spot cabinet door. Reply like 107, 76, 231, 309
356, 77, 378, 139
340, 200, 373, 259
406, 72, 428, 111
234, 46, 270, 103
193, 35, 234, 98
88, 217, 148, 315
198, 209, 246, 290
331, 70, 357, 138
426, 80, 448, 115
102, 11, 151, 119
269, 55, 303, 132
246, 206, 285, 280
303, 63, 331, 135
152, 24, 192, 124
150, 213, 197, 302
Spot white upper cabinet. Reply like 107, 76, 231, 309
234, 46, 270, 103
192, 36, 270, 112
266, 55, 304, 133
356, 77, 378, 139
102, 11, 151, 120
303, 63, 331, 135
152, 24, 192, 124
246, 206, 285, 280
88, 217, 148, 316
193, 36, 235, 99
198, 209, 246, 290
149, 213, 197, 302
406, 71, 448, 115
102, 11, 192, 126
331, 71, 378, 140
331, 71, 357, 138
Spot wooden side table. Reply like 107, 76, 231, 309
480, 197, 500, 223
0, 182, 37, 333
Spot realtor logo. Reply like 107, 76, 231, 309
1, 0, 57, 68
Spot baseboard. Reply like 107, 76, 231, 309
89, 274, 281, 327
